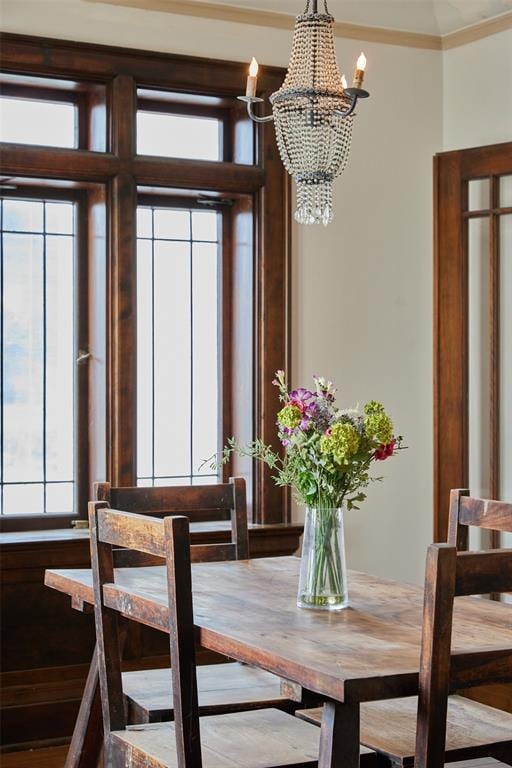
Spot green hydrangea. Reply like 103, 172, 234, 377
364, 410, 393, 444
364, 400, 385, 415
320, 421, 360, 464
277, 404, 302, 429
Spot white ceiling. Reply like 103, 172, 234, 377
185, 0, 512, 35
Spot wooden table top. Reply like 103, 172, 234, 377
45, 556, 512, 704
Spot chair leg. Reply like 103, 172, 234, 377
318, 701, 361, 768
65, 645, 104, 768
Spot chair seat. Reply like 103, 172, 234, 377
123, 662, 294, 722
113, 708, 376, 768
296, 695, 512, 767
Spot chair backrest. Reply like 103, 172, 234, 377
95, 477, 249, 563
89, 504, 202, 767
447, 488, 512, 550
415, 542, 512, 768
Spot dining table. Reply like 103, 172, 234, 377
45, 555, 512, 768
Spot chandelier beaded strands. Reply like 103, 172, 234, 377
238, 0, 369, 226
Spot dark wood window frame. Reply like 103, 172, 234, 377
0, 32, 291, 532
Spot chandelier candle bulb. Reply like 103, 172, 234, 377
352, 52, 367, 89
341, 74, 348, 89
246, 57, 259, 98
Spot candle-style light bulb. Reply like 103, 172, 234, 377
341, 74, 348, 90
246, 57, 259, 98
352, 51, 367, 89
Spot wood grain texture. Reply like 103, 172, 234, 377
415, 544, 457, 767
111, 709, 322, 768
297, 695, 512, 767
45, 556, 512, 704
122, 663, 292, 722
458, 498, 512, 533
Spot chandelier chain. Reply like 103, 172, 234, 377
303, 0, 330, 15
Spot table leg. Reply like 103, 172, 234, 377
318, 701, 360, 768
65, 644, 104, 768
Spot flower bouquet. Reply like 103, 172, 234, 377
216, 372, 403, 610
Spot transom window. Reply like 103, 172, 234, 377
136, 204, 221, 487
0, 95, 77, 148
136, 110, 221, 161
0, 197, 76, 515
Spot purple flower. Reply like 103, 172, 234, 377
289, 388, 314, 410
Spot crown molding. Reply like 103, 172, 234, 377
441, 10, 512, 49
85, 0, 512, 51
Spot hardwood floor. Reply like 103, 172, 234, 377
0, 746, 506, 768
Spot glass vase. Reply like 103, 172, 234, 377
297, 507, 348, 610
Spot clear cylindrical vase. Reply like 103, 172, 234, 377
297, 507, 348, 610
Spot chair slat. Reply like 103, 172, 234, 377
455, 549, 512, 596
106, 484, 235, 513
451, 648, 512, 690
191, 543, 236, 563
458, 495, 512, 533
97, 508, 166, 557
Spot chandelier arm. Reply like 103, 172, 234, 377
246, 101, 275, 124
334, 94, 358, 118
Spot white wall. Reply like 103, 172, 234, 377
443, 28, 512, 151
1, 0, 442, 584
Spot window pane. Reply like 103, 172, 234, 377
137, 208, 152, 238
46, 482, 74, 514
468, 178, 490, 211
137, 206, 221, 487
45, 235, 74, 482
1, 199, 76, 515
3, 233, 45, 484
137, 111, 220, 161
3, 484, 44, 515
0, 97, 76, 148
3, 199, 43, 233
500, 215, 512, 503
468, 217, 491, 499
192, 211, 218, 242
153, 209, 190, 240
136, 238, 153, 480
192, 242, 219, 474
45, 202, 74, 235
500, 175, 512, 208
153, 240, 191, 477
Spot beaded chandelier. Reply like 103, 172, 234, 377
239, 0, 369, 226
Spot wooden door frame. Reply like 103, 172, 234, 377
433, 141, 512, 541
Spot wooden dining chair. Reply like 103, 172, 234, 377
95, 479, 295, 723
297, 541, 512, 767
88, 504, 324, 768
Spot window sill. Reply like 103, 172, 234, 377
0, 521, 303, 550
